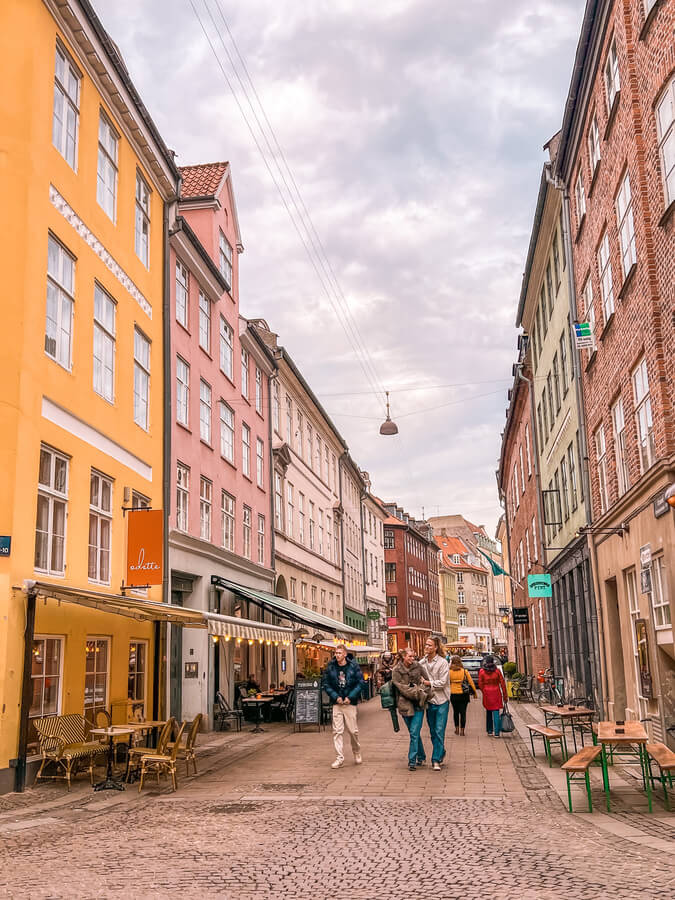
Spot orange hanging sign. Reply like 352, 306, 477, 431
126, 509, 163, 586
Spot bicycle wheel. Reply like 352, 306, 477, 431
537, 687, 551, 708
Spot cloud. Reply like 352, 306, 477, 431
98, 0, 584, 534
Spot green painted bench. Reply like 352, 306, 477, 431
561, 745, 603, 811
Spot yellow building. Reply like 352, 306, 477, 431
439, 569, 459, 645
0, 0, 181, 792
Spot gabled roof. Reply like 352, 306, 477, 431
179, 162, 229, 199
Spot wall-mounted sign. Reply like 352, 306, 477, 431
635, 619, 653, 699
639, 544, 652, 568
640, 567, 652, 594
184, 662, 198, 679
126, 509, 163, 586
527, 574, 552, 598
573, 322, 595, 349
653, 496, 670, 519
0, 536, 11, 557
367, 610, 380, 620
512, 607, 530, 625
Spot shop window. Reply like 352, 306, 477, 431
84, 637, 109, 721
28, 636, 63, 753
128, 641, 147, 720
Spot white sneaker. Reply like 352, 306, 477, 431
331, 759, 344, 768
354, 754, 362, 765
432, 762, 441, 771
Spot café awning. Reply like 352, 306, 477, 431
204, 612, 293, 643
211, 576, 366, 639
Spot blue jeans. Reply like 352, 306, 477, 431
486, 708, 501, 736
426, 701, 449, 764
402, 710, 426, 766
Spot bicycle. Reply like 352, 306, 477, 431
536, 669, 563, 707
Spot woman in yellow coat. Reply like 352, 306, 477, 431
449, 656, 476, 736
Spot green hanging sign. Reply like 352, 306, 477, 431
527, 574, 552, 598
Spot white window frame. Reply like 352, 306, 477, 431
255, 367, 263, 414
133, 328, 150, 430
52, 43, 80, 168
242, 423, 251, 478
45, 234, 75, 370
588, 114, 601, 173
220, 401, 234, 463
176, 357, 189, 427
219, 316, 233, 380
242, 505, 252, 559
29, 636, 64, 721
128, 640, 148, 720
274, 472, 283, 531
583, 277, 595, 347
286, 482, 294, 536
604, 39, 620, 112
221, 491, 235, 551
176, 463, 189, 532
525, 423, 532, 476
175, 260, 188, 328
256, 437, 265, 488
199, 476, 212, 542
35, 445, 69, 575
597, 231, 614, 323
88, 469, 112, 584
298, 493, 305, 543
519, 445, 525, 494
531, 516, 538, 561
575, 169, 586, 222
272, 381, 280, 434
84, 636, 110, 717
97, 111, 118, 221
567, 441, 579, 511
135, 171, 150, 267
632, 357, 655, 474
199, 380, 212, 445
257, 514, 265, 564
595, 424, 609, 515
241, 349, 249, 401
651, 556, 671, 628
198, 292, 211, 354
616, 172, 637, 277
656, 76, 675, 206
219, 230, 233, 292
612, 397, 630, 496
93, 284, 116, 403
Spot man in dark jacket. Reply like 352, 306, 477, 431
323, 645, 364, 768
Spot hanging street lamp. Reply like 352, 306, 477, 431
379, 390, 399, 435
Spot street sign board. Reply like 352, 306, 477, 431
294, 679, 321, 725
639, 544, 651, 568
512, 607, 530, 625
366, 610, 380, 620
640, 568, 652, 594
527, 574, 552, 598
0, 536, 11, 557
573, 322, 595, 349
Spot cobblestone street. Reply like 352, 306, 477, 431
0, 700, 673, 898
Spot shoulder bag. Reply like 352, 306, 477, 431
461, 670, 472, 697
500, 702, 515, 733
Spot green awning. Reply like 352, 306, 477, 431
211, 576, 366, 638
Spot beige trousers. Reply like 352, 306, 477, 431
332, 703, 361, 762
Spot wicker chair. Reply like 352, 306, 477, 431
126, 717, 175, 782
138, 722, 186, 793
167, 713, 202, 776
33, 714, 106, 790
214, 692, 243, 732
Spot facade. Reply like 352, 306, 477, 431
495, 516, 516, 660
434, 535, 491, 652
0, 0, 179, 791
384, 505, 441, 655
435, 541, 459, 644
514, 153, 597, 698
554, 0, 675, 740
341, 455, 367, 633
168, 164, 278, 725
360, 481, 387, 650
497, 355, 551, 677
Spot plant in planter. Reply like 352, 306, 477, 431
503, 662, 518, 679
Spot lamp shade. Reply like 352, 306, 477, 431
379, 390, 399, 435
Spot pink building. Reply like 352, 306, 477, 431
168, 163, 281, 724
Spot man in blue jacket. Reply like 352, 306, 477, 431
323, 645, 364, 768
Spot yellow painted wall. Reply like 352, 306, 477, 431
0, 1, 169, 777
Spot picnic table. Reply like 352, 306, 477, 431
596, 720, 652, 813
540, 705, 595, 753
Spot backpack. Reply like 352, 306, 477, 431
379, 680, 396, 709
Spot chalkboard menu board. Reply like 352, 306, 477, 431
294, 678, 321, 725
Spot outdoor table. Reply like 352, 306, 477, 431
241, 697, 273, 733
596, 720, 652, 813
540, 705, 595, 753
127, 720, 167, 749
89, 726, 134, 792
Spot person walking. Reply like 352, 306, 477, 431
375, 651, 395, 689
323, 644, 364, 768
478, 654, 507, 737
419, 637, 450, 771
392, 647, 430, 771
449, 655, 476, 736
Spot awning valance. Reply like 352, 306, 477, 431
204, 612, 293, 643
211, 576, 366, 639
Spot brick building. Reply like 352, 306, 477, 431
497, 353, 551, 678
383, 505, 441, 655
554, 0, 674, 740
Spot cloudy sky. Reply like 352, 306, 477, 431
100, 0, 584, 536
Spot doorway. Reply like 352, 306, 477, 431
604, 577, 627, 717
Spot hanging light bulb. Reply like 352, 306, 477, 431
379, 390, 399, 435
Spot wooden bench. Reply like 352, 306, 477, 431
526, 723, 568, 767
561, 745, 603, 811
33, 714, 106, 790
646, 743, 675, 810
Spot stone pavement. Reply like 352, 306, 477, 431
0, 698, 673, 898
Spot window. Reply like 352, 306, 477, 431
290, 578, 297, 601
657, 77, 675, 205
286, 395, 293, 444
272, 381, 280, 433
242, 423, 251, 477
597, 231, 614, 323
286, 482, 294, 536
537, 403, 544, 448
576, 431, 585, 502
583, 277, 595, 346
255, 367, 263, 414
604, 39, 620, 111
311, 585, 318, 611
651, 556, 671, 627
559, 332, 569, 395
326, 514, 332, 562
256, 437, 264, 488
575, 170, 586, 222
588, 114, 601, 173
30, 637, 63, 723
257, 514, 265, 564
176, 463, 189, 532
52, 44, 80, 168
513, 464, 519, 507
219, 230, 233, 292
198, 292, 211, 353
84, 637, 109, 718
296, 411, 304, 457
552, 354, 561, 412
595, 425, 609, 514
217, 402, 234, 464
384, 529, 394, 549
307, 422, 313, 466
35, 445, 68, 574
93, 284, 116, 402
316, 436, 322, 478
546, 263, 554, 315
309, 502, 315, 550
241, 349, 249, 399
97, 113, 118, 220
616, 172, 636, 276
301, 583, 307, 607
221, 491, 234, 551
242, 506, 252, 559
385, 563, 396, 582
133, 329, 150, 430
128, 641, 147, 720
531, 516, 538, 561
219, 316, 233, 380
199, 380, 212, 444
176, 357, 189, 426
632, 357, 655, 473
456, 571, 463, 582
560, 457, 570, 522
325, 446, 330, 488
175, 260, 188, 328
519, 445, 525, 494
199, 477, 212, 541
539, 599, 546, 648
612, 397, 630, 496
298, 493, 305, 543
547, 374, 555, 428
319, 510, 324, 555
88, 470, 112, 583
45, 234, 74, 369
274, 472, 283, 531
525, 529, 531, 569
553, 237, 561, 290
458, 589, 465, 604
135, 172, 150, 266
458, 612, 467, 627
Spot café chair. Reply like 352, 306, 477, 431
167, 713, 202, 776
214, 692, 243, 732
138, 722, 186, 793
126, 717, 175, 782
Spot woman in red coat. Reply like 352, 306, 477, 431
478, 655, 507, 737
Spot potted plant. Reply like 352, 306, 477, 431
503, 662, 520, 698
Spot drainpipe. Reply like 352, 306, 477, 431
160, 197, 174, 721
547, 167, 608, 717
14, 584, 37, 792
339, 455, 346, 624
497, 489, 519, 674
268, 372, 277, 577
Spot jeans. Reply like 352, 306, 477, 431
425, 701, 449, 763
332, 704, 361, 762
451, 694, 470, 728
402, 709, 426, 766
486, 708, 501, 736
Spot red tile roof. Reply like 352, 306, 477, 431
179, 162, 228, 199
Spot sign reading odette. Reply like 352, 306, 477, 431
527, 574, 552, 598
512, 607, 530, 625
126, 509, 163, 586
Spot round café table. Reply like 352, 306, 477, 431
241, 697, 272, 733
89, 726, 134, 791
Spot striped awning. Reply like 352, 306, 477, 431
204, 611, 293, 643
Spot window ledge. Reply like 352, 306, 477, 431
585, 349, 598, 372
658, 197, 675, 229
639, 0, 662, 40
221, 454, 236, 471
199, 346, 213, 361
177, 422, 191, 434
618, 262, 637, 300
600, 311, 615, 341
242, 473, 253, 484
176, 321, 191, 336
575, 213, 586, 244
603, 92, 620, 141
255, 408, 265, 420
588, 161, 601, 198
200, 439, 214, 451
